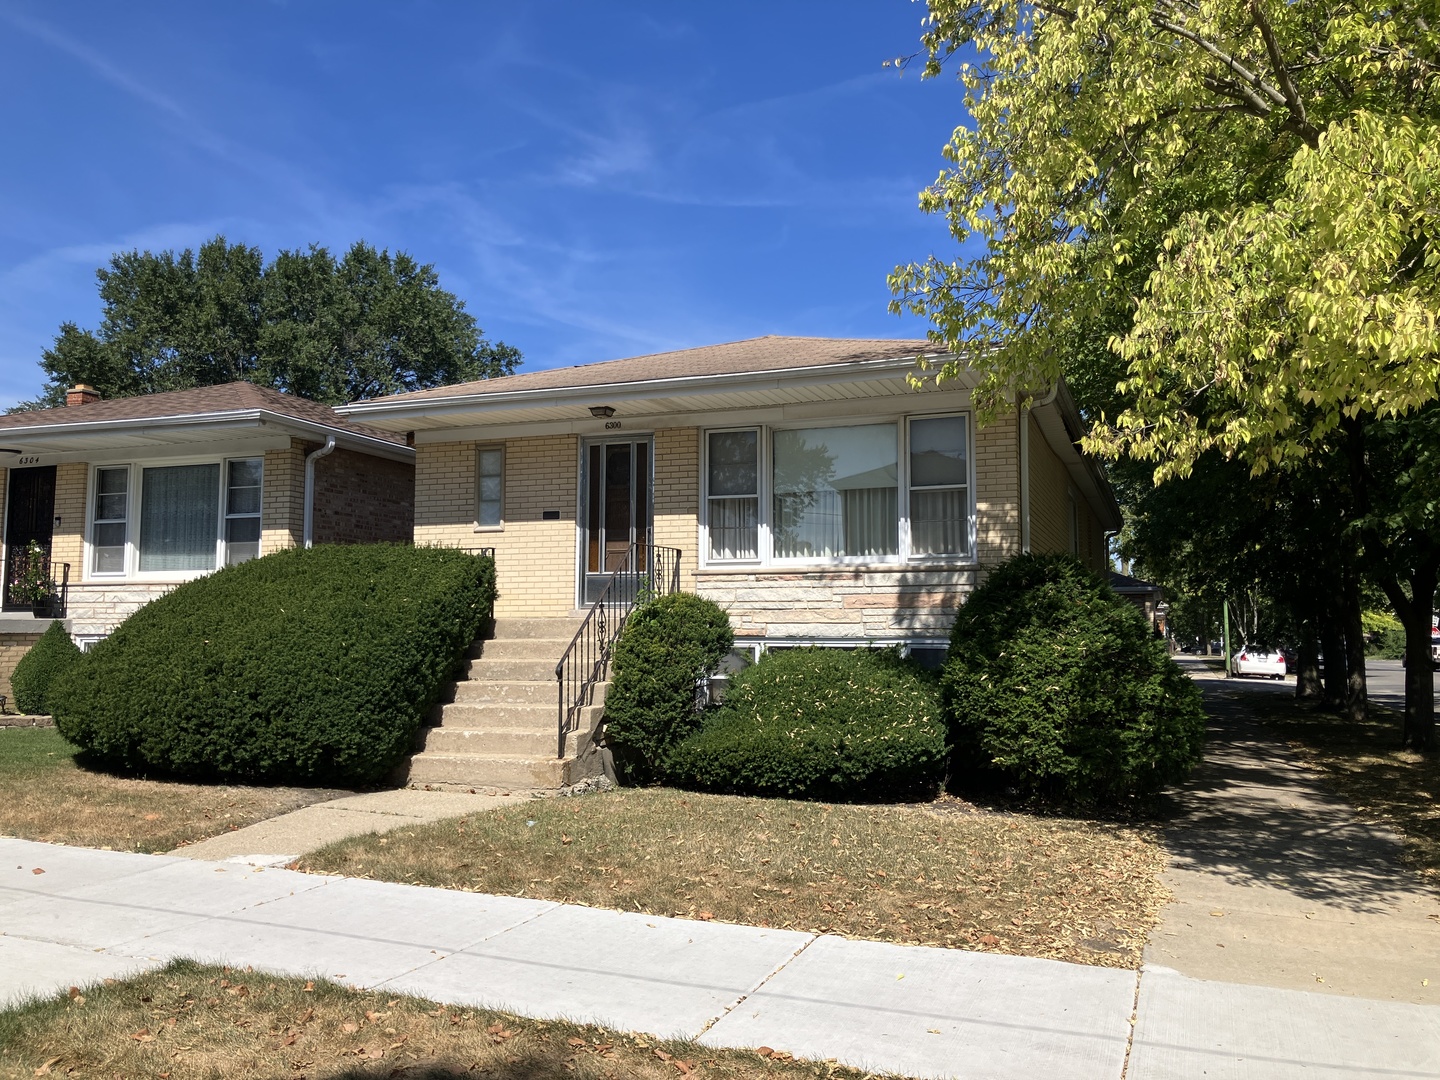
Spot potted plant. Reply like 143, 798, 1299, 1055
15, 541, 57, 617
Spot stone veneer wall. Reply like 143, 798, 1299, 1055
0, 632, 43, 705
311, 445, 414, 545
414, 434, 580, 617
694, 567, 976, 642
63, 582, 178, 638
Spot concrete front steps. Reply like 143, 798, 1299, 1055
400, 617, 608, 792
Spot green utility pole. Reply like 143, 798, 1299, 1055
1222, 599, 1232, 679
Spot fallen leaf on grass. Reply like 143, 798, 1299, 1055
697, 911, 714, 921
341, 1022, 359, 1034
33, 1056, 61, 1076
129, 1027, 153, 1042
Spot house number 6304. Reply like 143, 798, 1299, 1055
17, 456, 41, 465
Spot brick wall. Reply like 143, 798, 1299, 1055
262, 440, 307, 554
311, 446, 414, 545
415, 435, 580, 617
49, 463, 87, 574
1028, 412, 1073, 556
975, 411, 1020, 565
652, 427, 699, 593
0, 632, 42, 706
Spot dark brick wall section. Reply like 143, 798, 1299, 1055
311, 446, 415, 545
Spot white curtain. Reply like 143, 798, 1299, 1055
774, 424, 898, 558
708, 496, 758, 559
140, 464, 219, 572
910, 489, 968, 555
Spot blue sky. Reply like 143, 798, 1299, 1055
0, 2, 969, 408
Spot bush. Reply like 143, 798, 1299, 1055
943, 553, 1204, 807
10, 621, 83, 715
603, 593, 733, 783
667, 647, 947, 800
51, 544, 495, 786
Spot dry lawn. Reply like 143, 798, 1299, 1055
0, 727, 347, 854
0, 961, 880, 1080
300, 788, 1168, 967
1255, 697, 1440, 888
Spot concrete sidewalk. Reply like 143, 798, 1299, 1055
171, 787, 532, 863
2, 838, 1436, 1080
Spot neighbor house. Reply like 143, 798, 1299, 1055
343, 335, 1120, 659
0, 382, 414, 705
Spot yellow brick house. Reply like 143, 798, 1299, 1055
341, 335, 1121, 789
342, 335, 1120, 667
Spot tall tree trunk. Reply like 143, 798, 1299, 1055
1321, 592, 1346, 709
1374, 560, 1439, 751
1342, 567, 1368, 723
1295, 614, 1323, 701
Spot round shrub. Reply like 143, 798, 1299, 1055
50, 544, 495, 786
10, 621, 83, 715
667, 647, 947, 800
603, 593, 733, 783
943, 553, 1204, 806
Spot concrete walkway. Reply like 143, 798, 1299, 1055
171, 788, 532, 863
1151, 662, 1440, 1006
2, 837, 1437, 1079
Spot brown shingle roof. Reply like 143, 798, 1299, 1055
356, 336, 940, 404
0, 382, 404, 445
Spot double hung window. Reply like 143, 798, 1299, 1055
702, 414, 972, 566
90, 457, 264, 578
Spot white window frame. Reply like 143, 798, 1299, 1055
703, 427, 763, 564
474, 444, 505, 531
84, 455, 265, 582
89, 465, 131, 578
699, 411, 976, 569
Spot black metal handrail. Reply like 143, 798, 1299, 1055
3, 555, 69, 617
555, 543, 681, 757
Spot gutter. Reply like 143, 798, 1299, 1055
302, 436, 337, 548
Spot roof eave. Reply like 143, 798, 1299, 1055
0, 409, 413, 462
336, 352, 955, 427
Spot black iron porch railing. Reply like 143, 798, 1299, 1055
555, 544, 681, 758
2, 555, 69, 617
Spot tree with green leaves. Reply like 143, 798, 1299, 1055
890, 0, 1439, 747
20, 236, 519, 409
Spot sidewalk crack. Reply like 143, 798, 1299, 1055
1119, 966, 1143, 1080
695, 933, 819, 1039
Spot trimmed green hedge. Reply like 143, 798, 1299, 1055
604, 593, 733, 783
10, 621, 83, 715
943, 553, 1204, 806
51, 544, 495, 786
667, 647, 947, 800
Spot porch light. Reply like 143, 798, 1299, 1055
589, 405, 616, 418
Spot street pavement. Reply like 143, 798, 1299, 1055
2, 836, 1438, 1079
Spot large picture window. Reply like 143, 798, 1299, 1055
89, 457, 263, 578
702, 415, 973, 566
773, 424, 897, 559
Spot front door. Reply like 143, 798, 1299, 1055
581, 439, 652, 604
3, 465, 57, 610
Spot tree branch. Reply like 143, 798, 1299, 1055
1249, 0, 1321, 147
1150, 9, 1288, 112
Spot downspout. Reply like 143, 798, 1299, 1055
1019, 385, 1060, 554
303, 436, 337, 549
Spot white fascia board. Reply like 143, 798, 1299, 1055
0, 435, 295, 468
338, 353, 957, 429
0, 410, 412, 464
411, 386, 978, 446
